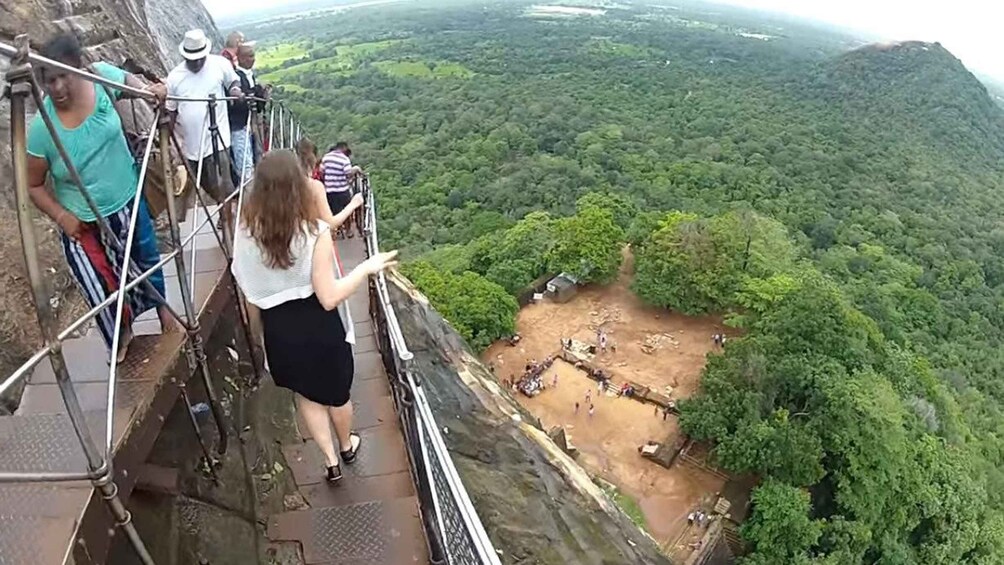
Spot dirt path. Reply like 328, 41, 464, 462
482, 253, 731, 550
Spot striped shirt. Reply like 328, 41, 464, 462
321, 150, 353, 193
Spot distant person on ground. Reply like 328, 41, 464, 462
229, 41, 267, 187
167, 29, 244, 234
221, 31, 244, 68
232, 150, 397, 483
320, 142, 362, 238
26, 33, 174, 362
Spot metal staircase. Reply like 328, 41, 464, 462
0, 36, 501, 565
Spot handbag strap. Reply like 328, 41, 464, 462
88, 64, 145, 160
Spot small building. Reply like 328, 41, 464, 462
546, 273, 578, 303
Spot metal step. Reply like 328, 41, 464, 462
281, 427, 410, 487
267, 497, 426, 564
297, 394, 398, 440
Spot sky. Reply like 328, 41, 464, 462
712, 0, 1004, 82
202, 0, 1004, 82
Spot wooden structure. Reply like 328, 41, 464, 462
546, 273, 578, 303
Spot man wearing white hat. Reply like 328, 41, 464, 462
166, 29, 244, 230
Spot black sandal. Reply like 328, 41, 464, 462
326, 463, 343, 484
340, 432, 362, 464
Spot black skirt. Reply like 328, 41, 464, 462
262, 294, 354, 407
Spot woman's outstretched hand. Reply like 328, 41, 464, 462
361, 250, 399, 276
348, 193, 365, 211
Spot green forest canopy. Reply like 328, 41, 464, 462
248, 1, 1004, 562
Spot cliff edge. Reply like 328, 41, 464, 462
389, 272, 672, 565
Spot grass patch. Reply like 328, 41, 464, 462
374, 60, 473, 79
261, 39, 404, 82
257, 42, 309, 70
598, 481, 648, 531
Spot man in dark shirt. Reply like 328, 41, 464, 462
229, 42, 267, 187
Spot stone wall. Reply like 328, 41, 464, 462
388, 272, 673, 565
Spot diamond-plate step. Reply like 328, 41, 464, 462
353, 321, 374, 339
354, 334, 378, 355
0, 516, 80, 565
298, 471, 415, 508
282, 427, 409, 487
350, 374, 391, 404
29, 332, 186, 386
267, 497, 426, 564
347, 293, 370, 323
16, 379, 157, 416
0, 484, 93, 518
0, 410, 131, 475
336, 240, 368, 266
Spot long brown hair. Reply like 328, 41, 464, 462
242, 150, 318, 269
296, 137, 318, 173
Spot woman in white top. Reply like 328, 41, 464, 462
232, 150, 395, 483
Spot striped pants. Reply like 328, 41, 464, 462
61, 198, 166, 351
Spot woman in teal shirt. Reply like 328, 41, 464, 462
26, 34, 173, 362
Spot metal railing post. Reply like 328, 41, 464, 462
158, 118, 223, 479
5, 40, 154, 565
267, 104, 275, 152
173, 123, 231, 458
278, 105, 285, 149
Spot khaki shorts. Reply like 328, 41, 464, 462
188, 150, 237, 204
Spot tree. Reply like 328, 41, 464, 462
576, 191, 638, 231
626, 210, 664, 249
740, 481, 822, 564
715, 410, 825, 487
633, 210, 798, 314
547, 205, 625, 284
403, 262, 518, 350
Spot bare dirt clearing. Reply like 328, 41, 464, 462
483, 257, 733, 551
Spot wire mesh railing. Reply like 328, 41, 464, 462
359, 175, 502, 565
1, 31, 499, 565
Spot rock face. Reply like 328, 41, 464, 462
389, 272, 672, 565
145, 0, 224, 68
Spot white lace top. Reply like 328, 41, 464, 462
231, 219, 355, 344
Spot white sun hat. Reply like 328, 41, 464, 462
179, 29, 212, 61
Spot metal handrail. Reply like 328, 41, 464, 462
0, 38, 274, 105
360, 176, 501, 565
